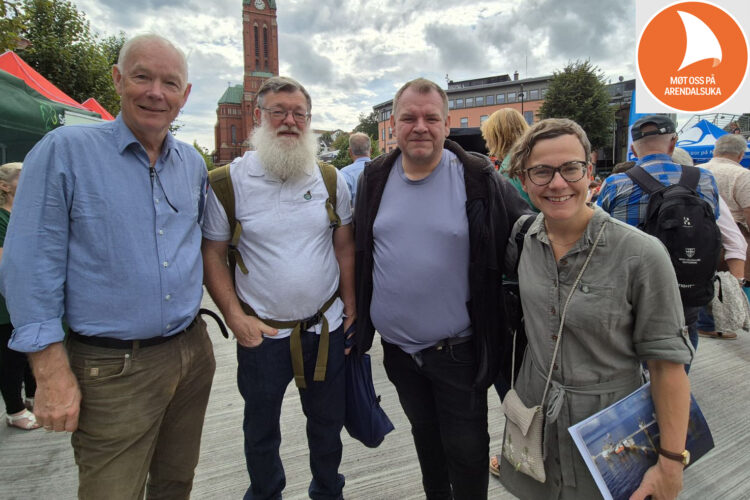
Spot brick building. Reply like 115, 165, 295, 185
214, 0, 279, 165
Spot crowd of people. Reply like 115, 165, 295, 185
1, 32, 748, 500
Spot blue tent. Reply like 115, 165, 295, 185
677, 119, 750, 167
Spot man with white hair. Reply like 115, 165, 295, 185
696, 134, 750, 338
0, 34, 214, 498
202, 76, 355, 500
339, 131, 372, 205
598, 114, 720, 358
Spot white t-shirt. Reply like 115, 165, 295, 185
202, 151, 353, 339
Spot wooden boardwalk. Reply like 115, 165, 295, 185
1, 293, 749, 499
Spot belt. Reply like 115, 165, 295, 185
70, 316, 199, 349
240, 294, 339, 389
430, 334, 473, 351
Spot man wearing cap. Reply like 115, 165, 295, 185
598, 114, 720, 354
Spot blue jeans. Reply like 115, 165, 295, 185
237, 325, 346, 500
696, 307, 715, 333
382, 338, 489, 500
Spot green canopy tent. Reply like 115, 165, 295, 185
0, 69, 100, 163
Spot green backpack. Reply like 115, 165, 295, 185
207, 160, 341, 280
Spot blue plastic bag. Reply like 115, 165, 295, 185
344, 348, 394, 448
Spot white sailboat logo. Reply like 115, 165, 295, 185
677, 11, 722, 71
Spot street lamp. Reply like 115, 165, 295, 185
519, 83, 525, 120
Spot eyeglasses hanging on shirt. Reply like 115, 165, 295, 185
150, 165, 179, 213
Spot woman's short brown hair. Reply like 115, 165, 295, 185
507, 118, 591, 179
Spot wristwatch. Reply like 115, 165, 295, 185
658, 447, 690, 466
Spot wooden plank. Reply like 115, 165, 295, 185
1, 292, 747, 499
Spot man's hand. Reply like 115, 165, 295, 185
226, 312, 278, 348
630, 459, 683, 500
29, 343, 82, 432
343, 314, 356, 356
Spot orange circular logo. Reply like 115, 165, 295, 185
637, 1, 748, 112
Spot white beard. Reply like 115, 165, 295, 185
251, 121, 318, 181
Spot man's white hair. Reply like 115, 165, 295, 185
117, 34, 189, 85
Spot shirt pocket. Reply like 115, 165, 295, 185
564, 282, 617, 331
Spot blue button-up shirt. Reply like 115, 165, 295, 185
339, 156, 370, 206
0, 115, 207, 352
597, 153, 720, 226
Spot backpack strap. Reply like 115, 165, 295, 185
318, 160, 341, 228
208, 164, 249, 275
514, 214, 538, 275
677, 165, 700, 191
625, 165, 665, 194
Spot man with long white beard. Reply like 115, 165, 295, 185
201, 76, 355, 500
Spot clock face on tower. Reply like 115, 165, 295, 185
254, 0, 265, 9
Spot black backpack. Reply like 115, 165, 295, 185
625, 164, 721, 307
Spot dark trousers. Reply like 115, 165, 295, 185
237, 325, 346, 500
382, 338, 489, 500
684, 305, 702, 374
0, 322, 36, 414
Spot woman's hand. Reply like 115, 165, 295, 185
630, 458, 683, 500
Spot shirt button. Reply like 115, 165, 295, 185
165, 294, 171, 300
159, 229, 164, 235
582, 285, 590, 293
560, 259, 568, 266
551, 307, 556, 315
163, 261, 169, 267
552, 335, 558, 341
166, 323, 171, 329
553, 364, 559, 370
155, 198, 160, 203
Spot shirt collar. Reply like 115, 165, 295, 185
112, 114, 183, 163
636, 153, 672, 165
528, 204, 609, 248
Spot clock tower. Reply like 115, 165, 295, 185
214, 0, 279, 165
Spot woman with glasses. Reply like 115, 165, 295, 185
497, 119, 693, 499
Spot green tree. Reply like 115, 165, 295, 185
193, 140, 215, 170
353, 110, 378, 138
538, 60, 614, 151
17, 0, 122, 115
0, 0, 26, 53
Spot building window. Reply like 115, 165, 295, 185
466, 97, 474, 107
460, 117, 468, 128
542, 88, 548, 97
449, 99, 455, 109
231, 125, 237, 144
476, 96, 484, 106
389, 127, 393, 138
529, 89, 539, 100
263, 26, 269, 60
507, 92, 516, 103
455, 98, 464, 108
486, 95, 495, 105
496, 93, 505, 104
254, 26, 260, 57
524, 111, 534, 124
480, 115, 489, 125
382, 127, 385, 140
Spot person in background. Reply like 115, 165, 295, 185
499, 118, 692, 500
0, 162, 38, 430
693, 135, 750, 337
0, 34, 214, 498
339, 132, 372, 207
481, 108, 535, 211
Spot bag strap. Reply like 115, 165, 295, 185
208, 164, 249, 275
513, 214, 538, 275
677, 164, 700, 191
625, 164, 665, 194
318, 160, 341, 228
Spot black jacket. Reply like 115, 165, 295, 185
353, 139, 530, 389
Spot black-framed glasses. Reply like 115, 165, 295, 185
259, 107, 311, 123
524, 161, 588, 186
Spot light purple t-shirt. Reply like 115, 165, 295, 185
370, 150, 471, 353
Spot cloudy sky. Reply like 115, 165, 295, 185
69, 0, 636, 151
